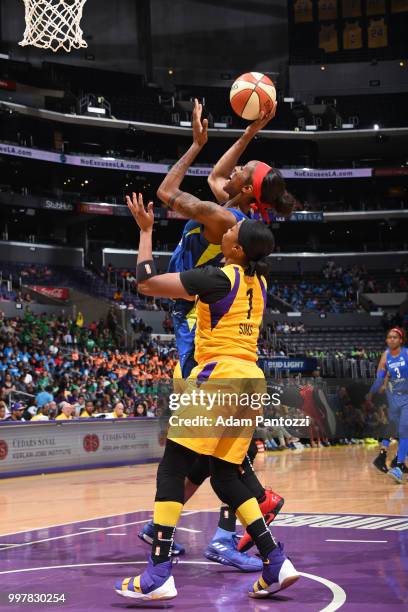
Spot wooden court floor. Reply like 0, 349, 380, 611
1, 446, 406, 535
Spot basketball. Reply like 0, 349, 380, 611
229, 72, 276, 120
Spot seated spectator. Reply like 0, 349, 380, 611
2, 372, 16, 397
0, 400, 6, 420
134, 403, 147, 417
109, 401, 127, 419
5, 402, 25, 421
31, 403, 51, 421
55, 401, 73, 420
80, 400, 96, 418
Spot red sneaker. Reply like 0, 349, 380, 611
237, 489, 284, 553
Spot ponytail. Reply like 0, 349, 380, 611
260, 170, 296, 218
245, 256, 271, 277
274, 191, 296, 217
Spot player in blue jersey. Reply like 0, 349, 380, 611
166, 100, 293, 379
369, 327, 408, 483
137, 99, 292, 570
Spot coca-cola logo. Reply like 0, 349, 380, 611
31, 286, 69, 300
83, 434, 99, 453
0, 440, 8, 460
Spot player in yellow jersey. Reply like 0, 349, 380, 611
114, 194, 299, 602
138, 99, 287, 569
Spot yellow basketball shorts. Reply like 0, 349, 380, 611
168, 357, 266, 464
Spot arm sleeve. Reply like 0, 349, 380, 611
180, 266, 231, 303
369, 369, 386, 395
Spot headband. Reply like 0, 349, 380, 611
251, 162, 273, 222
390, 327, 404, 338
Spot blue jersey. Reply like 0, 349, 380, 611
168, 207, 248, 378
168, 208, 248, 274
386, 347, 408, 394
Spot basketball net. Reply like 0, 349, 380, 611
19, 0, 88, 53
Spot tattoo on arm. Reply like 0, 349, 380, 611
159, 144, 202, 208
170, 192, 217, 219
167, 189, 183, 209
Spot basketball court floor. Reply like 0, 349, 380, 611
1, 447, 407, 611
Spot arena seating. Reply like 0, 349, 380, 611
279, 327, 384, 356
3, 57, 408, 130
267, 266, 407, 313
315, 93, 408, 129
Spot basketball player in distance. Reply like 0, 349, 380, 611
115, 192, 299, 601
369, 327, 408, 483
138, 99, 292, 570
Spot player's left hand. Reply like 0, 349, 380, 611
246, 102, 277, 137
126, 192, 154, 232
192, 98, 208, 147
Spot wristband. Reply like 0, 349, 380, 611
136, 260, 157, 283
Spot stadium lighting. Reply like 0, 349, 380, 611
400, 61, 405, 67
342, 123, 354, 129
373, 124, 380, 130
320, 65, 326, 71
102, 156, 115, 160
305, 125, 317, 131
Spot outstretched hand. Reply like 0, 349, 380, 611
126, 192, 154, 232
246, 101, 278, 137
192, 98, 208, 147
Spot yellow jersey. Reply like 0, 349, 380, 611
190, 264, 266, 365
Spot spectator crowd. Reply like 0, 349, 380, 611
0, 310, 177, 422
268, 259, 408, 314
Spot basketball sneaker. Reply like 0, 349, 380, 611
248, 543, 300, 598
390, 456, 408, 472
373, 452, 388, 474
115, 558, 177, 601
139, 520, 185, 556
237, 489, 284, 553
204, 527, 263, 571
388, 467, 404, 484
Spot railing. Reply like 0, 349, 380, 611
8, 389, 35, 408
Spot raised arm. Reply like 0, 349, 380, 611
127, 193, 191, 299
157, 98, 207, 207
157, 98, 237, 243
208, 104, 277, 203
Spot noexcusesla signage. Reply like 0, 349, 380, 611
0, 143, 372, 179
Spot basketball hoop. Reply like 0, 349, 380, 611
19, 0, 88, 53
